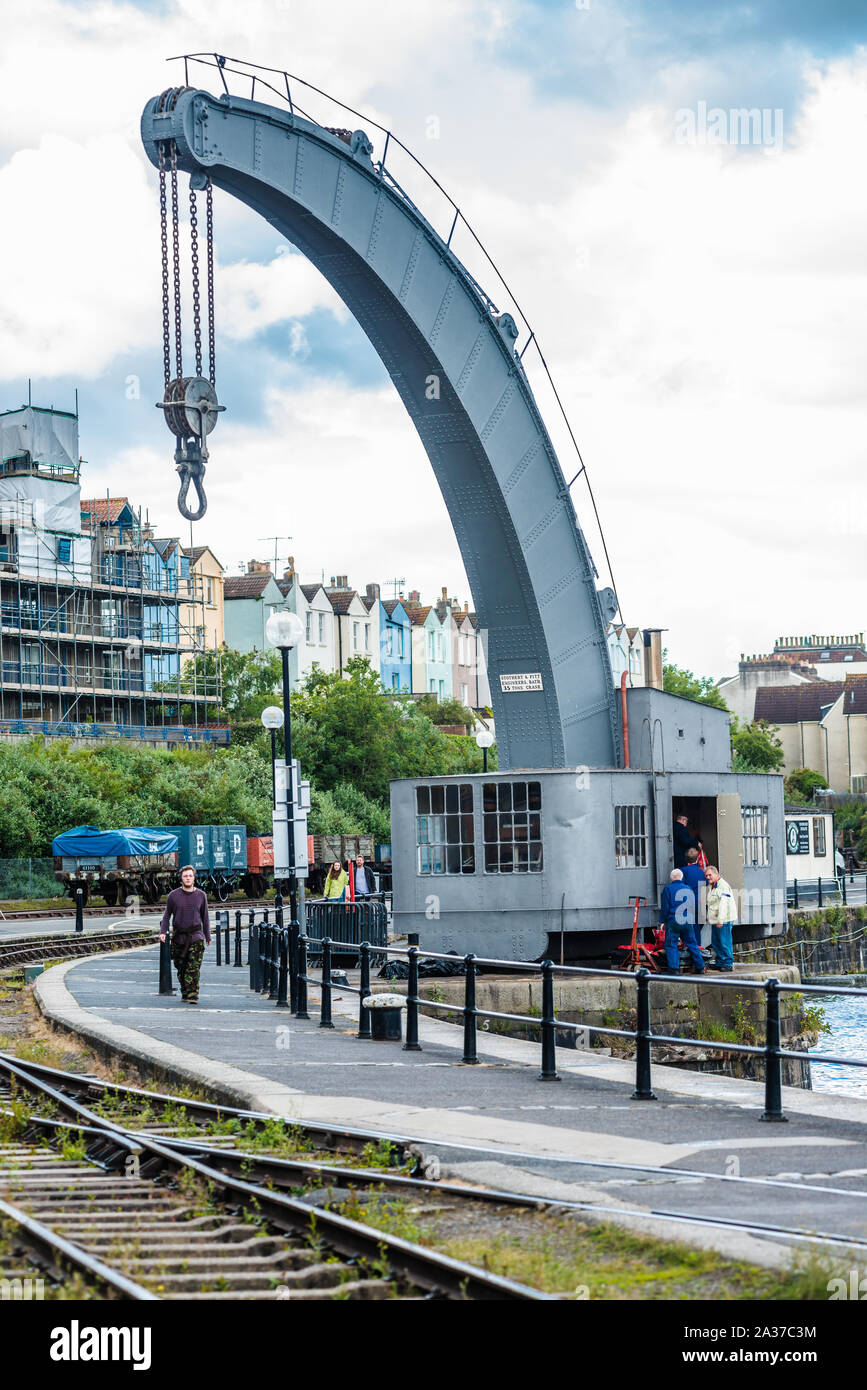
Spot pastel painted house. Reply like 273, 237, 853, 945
379, 598, 413, 693
407, 599, 452, 700
223, 566, 288, 654
277, 572, 336, 685
325, 578, 379, 677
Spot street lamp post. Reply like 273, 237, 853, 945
475, 726, 494, 774
264, 610, 305, 1013
260, 705, 284, 808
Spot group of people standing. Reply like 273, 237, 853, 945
322, 855, 377, 903
659, 815, 738, 975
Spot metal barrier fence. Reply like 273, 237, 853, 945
0, 857, 64, 902
303, 900, 389, 953
183, 912, 867, 1122
788, 873, 867, 908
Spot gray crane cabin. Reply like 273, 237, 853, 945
390, 689, 787, 961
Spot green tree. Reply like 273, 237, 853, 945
784, 768, 829, 804
730, 719, 785, 772
663, 655, 728, 709
413, 694, 475, 727
290, 657, 454, 803
167, 646, 283, 723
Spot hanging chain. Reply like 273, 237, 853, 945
169, 141, 183, 383
206, 180, 216, 386
158, 144, 171, 396
189, 185, 202, 378
153, 99, 222, 524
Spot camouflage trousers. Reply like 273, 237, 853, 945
171, 939, 205, 1001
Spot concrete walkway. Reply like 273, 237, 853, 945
32, 943, 867, 1270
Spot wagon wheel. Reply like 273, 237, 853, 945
102, 883, 119, 908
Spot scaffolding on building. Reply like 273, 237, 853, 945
0, 439, 223, 739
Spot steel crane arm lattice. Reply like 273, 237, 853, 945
142, 85, 621, 771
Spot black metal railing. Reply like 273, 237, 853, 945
788, 873, 867, 908
201, 911, 867, 1122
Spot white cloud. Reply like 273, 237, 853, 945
1, 5, 865, 678
0, 133, 158, 378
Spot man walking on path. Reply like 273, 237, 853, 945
659, 870, 705, 974
705, 865, 737, 972
160, 865, 211, 1003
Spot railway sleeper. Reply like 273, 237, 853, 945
166, 1281, 397, 1300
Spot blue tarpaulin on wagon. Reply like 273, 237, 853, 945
52, 826, 179, 857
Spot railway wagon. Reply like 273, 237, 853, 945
54, 824, 388, 905
164, 825, 247, 901
52, 826, 179, 907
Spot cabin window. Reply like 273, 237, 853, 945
813, 817, 826, 857
482, 781, 543, 873
742, 805, 770, 867
416, 784, 475, 874
614, 805, 647, 868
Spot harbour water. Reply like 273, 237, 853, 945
810, 977, 867, 1098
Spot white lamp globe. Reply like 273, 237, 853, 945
265, 609, 305, 650
475, 727, 494, 749
260, 705, 284, 731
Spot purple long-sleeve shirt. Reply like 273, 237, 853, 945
160, 887, 210, 944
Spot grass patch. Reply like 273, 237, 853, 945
438, 1216, 835, 1300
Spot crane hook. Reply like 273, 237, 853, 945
176, 449, 208, 522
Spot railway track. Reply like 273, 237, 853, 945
0, 1053, 551, 1301
3, 1050, 867, 1283
0, 927, 159, 971
0, 902, 272, 922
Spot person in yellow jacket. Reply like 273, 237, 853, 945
322, 861, 348, 901
705, 865, 737, 971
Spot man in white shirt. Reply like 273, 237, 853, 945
353, 855, 375, 899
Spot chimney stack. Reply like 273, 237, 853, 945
643, 629, 664, 691
366, 582, 381, 601
248, 558, 271, 574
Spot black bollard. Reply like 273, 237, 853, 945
268, 925, 279, 1000
320, 938, 334, 1029
403, 946, 421, 1052
296, 934, 310, 1021
75, 887, 84, 935
258, 921, 268, 994
358, 941, 372, 1039
234, 910, 243, 967
215, 911, 222, 967
159, 928, 174, 995
289, 916, 299, 1015
259, 923, 269, 994
461, 953, 479, 1065
818, 876, 824, 909
275, 928, 290, 1008
538, 960, 560, 1082
256, 918, 267, 994
249, 918, 258, 990
632, 968, 657, 1100
761, 978, 788, 1123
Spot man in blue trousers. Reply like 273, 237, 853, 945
660, 869, 705, 974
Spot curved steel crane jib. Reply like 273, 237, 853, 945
141, 86, 621, 771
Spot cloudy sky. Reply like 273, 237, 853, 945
1, 1, 864, 678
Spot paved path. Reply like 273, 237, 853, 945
33, 943, 867, 1270
0, 912, 161, 938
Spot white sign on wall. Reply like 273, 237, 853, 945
500, 672, 543, 693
